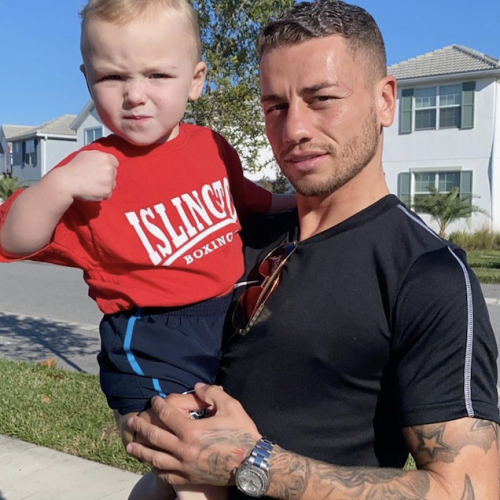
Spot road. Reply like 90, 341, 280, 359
0, 261, 102, 373
0, 261, 101, 324
1, 261, 500, 381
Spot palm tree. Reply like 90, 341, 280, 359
0, 175, 25, 202
412, 186, 487, 238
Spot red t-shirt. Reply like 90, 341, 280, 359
0, 124, 272, 313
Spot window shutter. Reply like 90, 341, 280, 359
461, 82, 475, 129
460, 170, 472, 199
400, 89, 414, 134
398, 172, 411, 206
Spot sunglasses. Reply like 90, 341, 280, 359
233, 241, 298, 336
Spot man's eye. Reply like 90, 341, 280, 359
265, 103, 287, 114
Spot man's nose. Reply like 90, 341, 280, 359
282, 104, 312, 144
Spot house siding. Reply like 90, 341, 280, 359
76, 108, 111, 148
44, 137, 78, 175
491, 80, 500, 230
383, 76, 499, 233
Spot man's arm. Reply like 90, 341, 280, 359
266, 418, 498, 499
0, 151, 118, 255
126, 385, 499, 500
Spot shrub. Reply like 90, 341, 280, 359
0, 176, 25, 201
448, 228, 500, 251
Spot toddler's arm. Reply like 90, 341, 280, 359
0, 150, 119, 256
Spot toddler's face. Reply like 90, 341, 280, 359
81, 11, 206, 146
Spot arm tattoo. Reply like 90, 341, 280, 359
459, 475, 475, 500
268, 446, 431, 500
413, 424, 457, 461
410, 419, 498, 464
470, 419, 499, 452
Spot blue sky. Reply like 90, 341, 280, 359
1, 0, 499, 127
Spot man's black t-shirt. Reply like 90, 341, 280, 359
219, 195, 499, 497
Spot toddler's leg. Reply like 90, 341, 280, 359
114, 410, 138, 448
128, 471, 177, 500
175, 484, 228, 500
115, 410, 177, 500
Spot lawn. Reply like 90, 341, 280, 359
467, 249, 500, 284
0, 357, 148, 474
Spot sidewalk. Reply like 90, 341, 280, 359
0, 435, 141, 500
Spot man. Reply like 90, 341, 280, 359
126, 1, 500, 499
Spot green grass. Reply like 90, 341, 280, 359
0, 357, 148, 474
466, 250, 500, 284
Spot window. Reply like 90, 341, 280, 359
415, 87, 437, 130
85, 127, 103, 145
400, 82, 475, 134
439, 85, 462, 128
24, 140, 36, 166
398, 170, 472, 209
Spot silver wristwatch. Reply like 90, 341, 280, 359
234, 437, 275, 497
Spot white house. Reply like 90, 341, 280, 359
70, 100, 111, 148
384, 45, 500, 233
2, 115, 77, 186
0, 125, 32, 175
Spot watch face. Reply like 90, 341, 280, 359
235, 466, 269, 497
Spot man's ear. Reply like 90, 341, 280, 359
376, 75, 397, 128
188, 61, 207, 102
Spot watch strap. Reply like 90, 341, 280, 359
245, 437, 274, 471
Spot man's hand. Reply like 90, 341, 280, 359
126, 383, 262, 487
58, 150, 119, 202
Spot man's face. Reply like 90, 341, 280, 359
81, 12, 206, 146
260, 35, 386, 198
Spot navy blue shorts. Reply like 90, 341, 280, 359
98, 293, 232, 415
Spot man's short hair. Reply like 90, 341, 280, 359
80, 0, 202, 62
257, 0, 387, 82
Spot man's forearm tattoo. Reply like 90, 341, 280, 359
268, 446, 430, 500
268, 443, 485, 500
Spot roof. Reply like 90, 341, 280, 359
70, 100, 95, 131
7, 115, 77, 140
1, 125, 32, 140
388, 45, 500, 81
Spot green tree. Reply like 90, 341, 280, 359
412, 186, 487, 238
189, 0, 295, 173
0, 176, 25, 202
